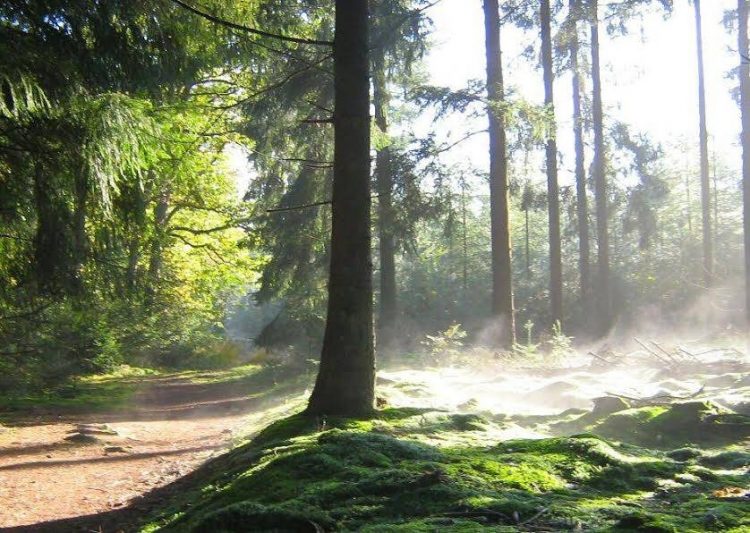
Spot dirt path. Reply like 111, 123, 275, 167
0, 371, 302, 531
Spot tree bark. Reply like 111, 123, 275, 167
590, 0, 610, 335
483, 0, 516, 348
307, 0, 375, 417
373, 50, 397, 354
570, 0, 591, 309
72, 172, 88, 294
739, 0, 750, 330
541, 0, 563, 328
146, 189, 170, 303
694, 0, 713, 286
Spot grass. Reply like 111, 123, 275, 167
0, 363, 272, 422
142, 406, 750, 532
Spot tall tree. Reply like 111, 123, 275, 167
483, 0, 516, 347
590, 0, 611, 335
307, 0, 375, 416
541, 0, 563, 327
569, 0, 591, 309
739, 0, 750, 330
694, 0, 713, 286
373, 51, 398, 352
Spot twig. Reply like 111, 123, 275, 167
633, 337, 671, 366
266, 200, 332, 213
650, 341, 679, 364
588, 351, 612, 364
520, 507, 549, 526
677, 346, 701, 362
441, 509, 511, 522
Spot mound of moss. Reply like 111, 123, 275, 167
144, 407, 749, 532
591, 401, 750, 448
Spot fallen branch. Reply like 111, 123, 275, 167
633, 337, 672, 366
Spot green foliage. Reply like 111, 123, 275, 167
422, 323, 468, 362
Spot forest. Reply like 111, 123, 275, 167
0, 0, 749, 531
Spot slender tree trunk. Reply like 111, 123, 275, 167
694, 0, 713, 286
541, 0, 563, 327
307, 0, 374, 416
590, 0, 610, 335
738, 0, 750, 331
461, 181, 469, 294
525, 206, 530, 279
146, 189, 170, 303
570, 0, 590, 309
713, 149, 719, 248
373, 51, 397, 354
483, 0, 515, 348
72, 173, 88, 294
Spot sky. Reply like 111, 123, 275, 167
230, 0, 744, 195
421, 0, 742, 186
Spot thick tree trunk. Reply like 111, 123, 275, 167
590, 0, 610, 335
541, 0, 563, 328
694, 0, 713, 286
483, 0, 516, 348
739, 0, 750, 330
33, 163, 66, 291
373, 51, 397, 354
570, 0, 591, 309
307, 0, 375, 416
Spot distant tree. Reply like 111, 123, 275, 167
693, 0, 713, 286
739, 0, 750, 328
568, 0, 592, 311
483, 0, 516, 348
541, 0, 563, 328
589, 0, 611, 335
307, 0, 375, 416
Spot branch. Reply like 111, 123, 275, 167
168, 0, 333, 47
215, 55, 331, 110
266, 200, 332, 213
170, 223, 236, 235
0, 233, 31, 242
301, 117, 334, 125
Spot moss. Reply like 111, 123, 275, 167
698, 449, 750, 469
590, 401, 750, 448
145, 405, 750, 533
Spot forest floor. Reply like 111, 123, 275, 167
0, 364, 310, 531
0, 342, 749, 532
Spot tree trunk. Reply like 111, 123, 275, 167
694, 0, 713, 286
739, 0, 750, 330
145, 189, 170, 303
483, 0, 515, 348
570, 0, 591, 309
541, 0, 563, 328
373, 50, 397, 354
307, 0, 375, 417
590, 0, 610, 335
71, 172, 88, 294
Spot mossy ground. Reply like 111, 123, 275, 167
143, 405, 749, 532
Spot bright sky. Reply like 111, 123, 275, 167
229, 1, 743, 195
422, 0, 742, 184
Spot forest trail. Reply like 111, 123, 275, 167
0, 367, 305, 531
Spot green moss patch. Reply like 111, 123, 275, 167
144, 406, 749, 532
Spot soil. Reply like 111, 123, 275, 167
0, 373, 291, 532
